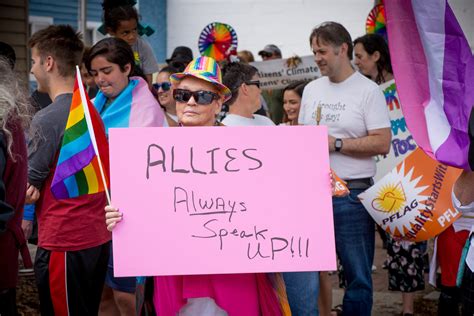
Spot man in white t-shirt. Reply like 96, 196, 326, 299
221, 62, 275, 126
298, 22, 391, 316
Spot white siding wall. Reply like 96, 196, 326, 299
0, 0, 29, 81
167, 0, 473, 59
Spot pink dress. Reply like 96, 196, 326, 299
153, 273, 280, 315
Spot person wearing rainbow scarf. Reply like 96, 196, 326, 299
86, 37, 166, 315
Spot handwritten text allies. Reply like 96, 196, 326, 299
146, 144, 263, 178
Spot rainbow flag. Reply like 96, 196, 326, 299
385, 0, 474, 170
51, 68, 110, 200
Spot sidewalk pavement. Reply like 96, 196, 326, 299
330, 233, 439, 316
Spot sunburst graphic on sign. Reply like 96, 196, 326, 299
372, 182, 406, 213
370, 161, 430, 236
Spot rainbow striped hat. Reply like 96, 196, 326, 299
170, 56, 232, 102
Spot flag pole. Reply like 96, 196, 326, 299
75, 65, 112, 205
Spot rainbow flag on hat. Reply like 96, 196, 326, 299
51, 66, 110, 201
386, 0, 474, 170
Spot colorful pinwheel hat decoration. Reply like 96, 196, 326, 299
198, 22, 238, 62
366, 4, 387, 42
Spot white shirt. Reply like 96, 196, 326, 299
452, 191, 474, 232
167, 113, 178, 123
222, 114, 275, 126
451, 191, 474, 271
298, 71, 390, 179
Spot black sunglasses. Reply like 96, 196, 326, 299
260, 52, 273, 58
153, 82, 172, 91
173, 89, 219, 105
245, 80, 261, 89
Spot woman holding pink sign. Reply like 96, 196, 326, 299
105, 56, 284, 315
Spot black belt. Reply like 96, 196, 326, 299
345, 177, 373, 190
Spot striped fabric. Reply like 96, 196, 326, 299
170, 56, 232, 101
49, 251, 68, 316
51, 70, 109, 199
385, 0, 474, 170
93, 76, 167, 134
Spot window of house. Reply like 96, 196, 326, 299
29, 16, 54, 83
85, 21, 107, 46
29, 16, 53, 36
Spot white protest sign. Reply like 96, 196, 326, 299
250, 56, 320, 90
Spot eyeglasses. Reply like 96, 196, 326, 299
153, 82, 172, 91
260, 52, 273, 58
245, 80, 261, 89
173, 89, 219, 105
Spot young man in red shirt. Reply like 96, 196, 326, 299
27, 25, 111, 315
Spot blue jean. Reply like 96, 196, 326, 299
282, 272, 319, 316
333, 188, 374, 316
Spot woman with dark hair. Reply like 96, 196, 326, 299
353, 33, 425, 316
87, 37, 166, 132
353, 32, 394, 256
87, 37, 166, 316
353, 33, 393, 85
101, 0, 158, 86
281, 81, 308, 125
0, 58, 31, 315
154, 66, 179, 126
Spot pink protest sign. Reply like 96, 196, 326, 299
109, 126, 336, 276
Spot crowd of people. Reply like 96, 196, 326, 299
1, 1, 474, 316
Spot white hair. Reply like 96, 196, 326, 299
0, 58, 31, 159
